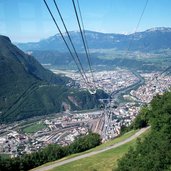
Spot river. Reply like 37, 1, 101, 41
110, 70, 145, 104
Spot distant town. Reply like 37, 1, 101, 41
0, 69, 171, 158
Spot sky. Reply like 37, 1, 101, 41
0, 0, 171, 43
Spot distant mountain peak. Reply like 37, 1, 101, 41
17, 27, 171, 52
146, 27, 171, 32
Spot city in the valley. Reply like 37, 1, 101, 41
0, 68, 171, 157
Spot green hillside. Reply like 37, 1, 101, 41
116, 91, 171, 171
0, 35, 108, 123
50, 140, 137, 171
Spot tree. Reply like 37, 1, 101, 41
116, 91, 171, 171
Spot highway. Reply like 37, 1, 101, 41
32, 126, 150, 171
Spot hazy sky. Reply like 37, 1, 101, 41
0, 0, 171, 42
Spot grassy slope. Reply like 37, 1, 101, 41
31, 129, 146, 171
48, 129, 150, 171
51, 141, 133, 171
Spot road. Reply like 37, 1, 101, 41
32, 126, 150, 171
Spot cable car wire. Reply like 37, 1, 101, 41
76, 0, 96, 84
43, 0, 89, 85
53, 0, 89, 84
127, 0, 149, 51
72, 0, 96, 89
109, 0, 149, 111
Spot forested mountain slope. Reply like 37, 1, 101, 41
0, 35, 108, 123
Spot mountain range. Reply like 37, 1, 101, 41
0, 35, 108, 123
17, 27, 171, 52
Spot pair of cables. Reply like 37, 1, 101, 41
43, 0, 96, 91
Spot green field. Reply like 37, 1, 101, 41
49, 129, 149, 171
22, 122, 47, 133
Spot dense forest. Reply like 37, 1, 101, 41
0, 133, 101, 171
116, 91, 171, 171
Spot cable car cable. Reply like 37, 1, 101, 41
43, 0, 89, 85
72, 0, 96, 90
76, 0, 96, 84
53, 0, 89, 84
